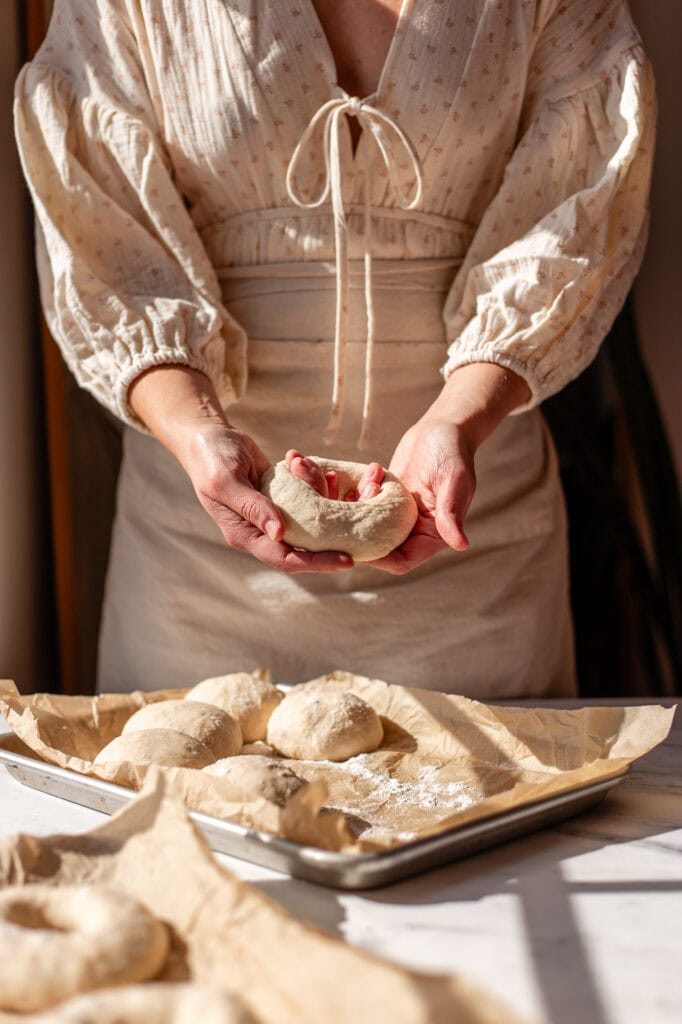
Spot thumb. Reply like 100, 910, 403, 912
220, 475, 284, 542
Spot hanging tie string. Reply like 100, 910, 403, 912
285, 89, 423, 448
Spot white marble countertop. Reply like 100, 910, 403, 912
1, 699, 680, 1024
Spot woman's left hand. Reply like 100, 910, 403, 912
369, 363, 532, 573
365, 416, 476, 575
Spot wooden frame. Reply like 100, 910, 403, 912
24, 0, 77, 694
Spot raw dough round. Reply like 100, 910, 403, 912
0, 885, 169, 1012
260, 457, 418, 561
203, 755, 306, 806
94, 729, 214, 769
185, 672, 283, 743
122, 700, 242, 760
267, 684, 384, 761
35, 983, 255, 1023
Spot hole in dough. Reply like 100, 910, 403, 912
0, 885, 169, 1013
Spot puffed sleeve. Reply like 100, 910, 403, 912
441, 0, 656, 410
13, 0, 246, 428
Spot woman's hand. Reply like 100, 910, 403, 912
181, 425, 354, 573
368, 363, 532, 575
365, 417, 476, 574
128, 366, 354, 574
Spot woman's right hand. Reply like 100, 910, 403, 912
128, 366, 354, 574
180, 423, 355, 573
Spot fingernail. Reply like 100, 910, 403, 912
265, 519, 280, 540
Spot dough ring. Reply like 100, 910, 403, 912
267, 683, 384, 761
0, 885, 169, 1012
260, 457, 418, 561
94, 728, 214, 769
185, 671, 283, 743
122, 700, 242, 760
31, 982, 256, 1023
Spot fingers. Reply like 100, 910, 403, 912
434, 466, 475, 552
211, 474, 285, 542
286, 449, 329, 497
358, 462, 384, 485
357, 480, 381, 500
357, 462, 384, 501
324, 471, 339, 500
205, 502, 354, 573
366, 529, 447, 575
247, 532, 354, 573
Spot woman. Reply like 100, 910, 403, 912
14, 0, 655, 696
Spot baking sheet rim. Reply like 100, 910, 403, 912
0, 740, 629, 889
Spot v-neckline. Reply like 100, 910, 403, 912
306, 0, 414, 105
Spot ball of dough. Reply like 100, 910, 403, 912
0, 885, 169, 1012
122, 700, 242, 760
185, 672, 283, 743
94, 729, 214, 769
267, 685, 384, 761
260, 457, 418, 561
203, 754, 306, 806
42, 983, 256, 1024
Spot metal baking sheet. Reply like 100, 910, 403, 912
0, 740, 628, 890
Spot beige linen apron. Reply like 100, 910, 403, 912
98, 255, 576, 697
15, 1, 653, 697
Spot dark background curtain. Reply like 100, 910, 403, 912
543, 298, 682, 697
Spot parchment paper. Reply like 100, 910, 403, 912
0, 673, 675, 852
0, 773, 530, 1024
0, 680, 353, 851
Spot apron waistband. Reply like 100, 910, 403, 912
218, 257, 461, 346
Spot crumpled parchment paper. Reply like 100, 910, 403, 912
0, 772, 530, 1024
0, 673, 675, 852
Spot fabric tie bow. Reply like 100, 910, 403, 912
285, 87, 424, 448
